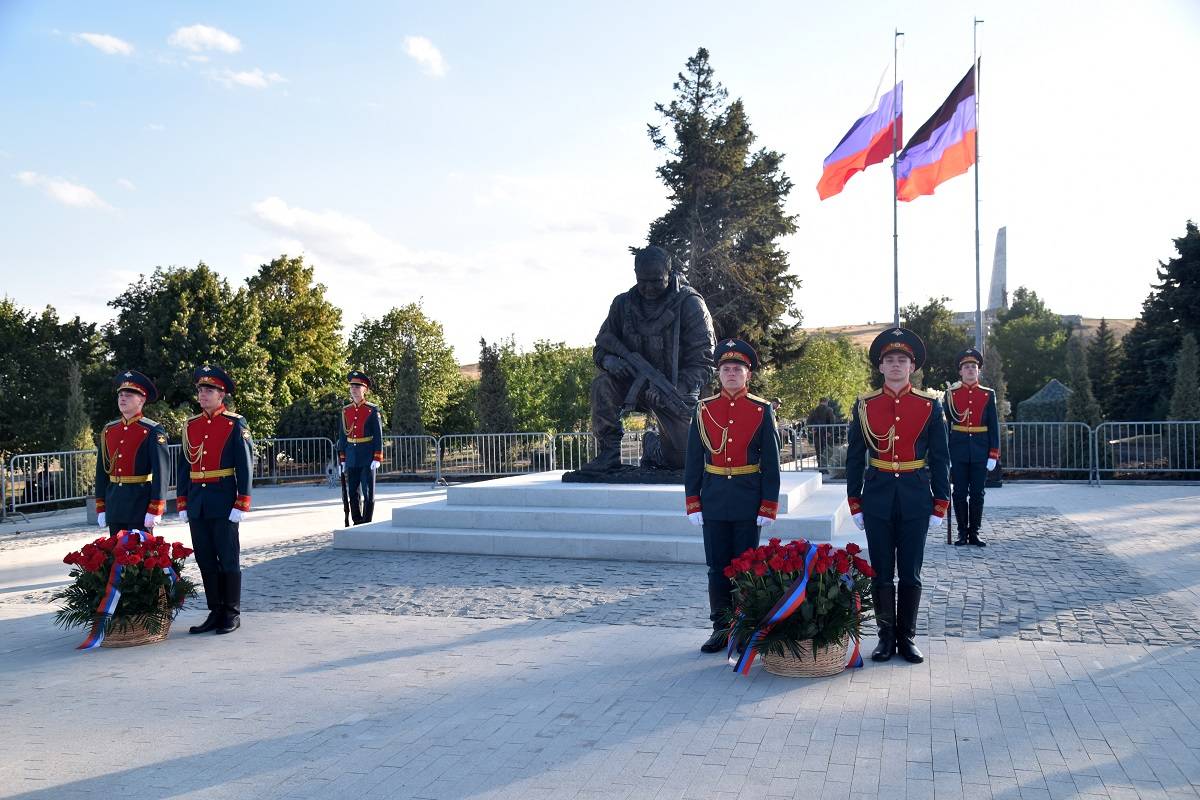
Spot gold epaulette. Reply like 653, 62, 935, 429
947, 381, 963, 391
745, 392, 771, 405
221, 410, 244, 419
699, 393, 720, 404
187, 412, 205, 422
103, 418, 121, 430
857, 388, 883, 403
137, 417, 160, 428
912, 387, 942, 401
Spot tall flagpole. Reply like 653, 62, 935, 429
973, 19, 984, 348
892, 28, 904, 328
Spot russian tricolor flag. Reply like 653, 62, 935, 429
896, 61, 978, 202
816, 66, 903, 200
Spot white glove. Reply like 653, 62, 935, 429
97, 511, 106, 528
228, 508, 245, 523
929, 515, 943, 531
143, 513, 161, 529
852, 512, 865, 531
756, 515, 774, 527
369, 461, 380, 471
687, 511, 703, 526
338, 462, 345, 474
178, 510, 188, 524
986, 457, 997, 472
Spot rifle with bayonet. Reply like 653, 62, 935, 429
597, 332, 696, 416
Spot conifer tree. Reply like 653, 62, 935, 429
476, 339, 514, 434
1168, 333, 1200, 421
1087, 317, 1121, 418
391, 343, 425, 437
61, 362, 96, 498
1066, 335, 1103, 427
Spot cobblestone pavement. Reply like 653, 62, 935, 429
16, 507, 1198, 647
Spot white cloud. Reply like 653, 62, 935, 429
187, 54, 210, 63
117, 178, 136, 191
214, 68, 286, 89
145, 123, 166, 132
15, 171, 112, 210
168, 24, 241, 53
73, 32, 134, 56
403, 36, 447, 77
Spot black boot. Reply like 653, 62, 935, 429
952, 497, 969, 546
189, 572, 224, 634
968, 499, 986, 547
701, 628, 729, 654
896, 585, 924, 663
870, 584, 896, 662
581, 442, 623, 474
216, 571, 241, 634
363, 499, 375, 524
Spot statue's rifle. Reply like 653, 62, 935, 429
597, 332, 695, 417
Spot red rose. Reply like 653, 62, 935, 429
64, 551, 81, 565
171, 543, 193, 559
752, 562, 768, 577
845, 542, 862, 555
96, 536, 117, 552
768, 537, 782, 548
723, 565, 738, 578
768, 555, 785, 572
853, 556, 875, 577
812, 557, 828, 574
835, 556, 850, 575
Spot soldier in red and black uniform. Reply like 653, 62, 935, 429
177, 365, 253, 635
336, 370, 384, 524
846, 328, 950, 664
684, 339, 781, 654
944, 348, 1000, 547
94, 370, 169, 536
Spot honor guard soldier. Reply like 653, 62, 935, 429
95, 371, 169, 536
684, 339, 781, 654
336, 370, 383, 524
178, 366, 253, 635
944, 348, 1000, 547
846, 328, 951, 664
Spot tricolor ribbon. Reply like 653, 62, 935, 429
730, 543, 818, 675
843, 575, 864, 669
77, 529, 177, 651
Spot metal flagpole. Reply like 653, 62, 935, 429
973, 19, 984, 348
892, 28, 903, 328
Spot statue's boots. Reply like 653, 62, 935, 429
953, 497, 970, 546
189, 572, 224, 634
871, 584, 896, 662
581, 443, 623, 474
216, 571, 241, 634
968, 499, 987, 547
896, 585, 924, 663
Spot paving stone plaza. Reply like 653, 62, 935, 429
2, 482, 1200, 799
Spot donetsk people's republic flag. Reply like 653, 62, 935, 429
816, 66, 903, 200
895, 61, 978, 202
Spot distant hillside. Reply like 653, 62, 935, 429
803, 318, 1137, 350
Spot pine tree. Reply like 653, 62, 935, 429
1113, 221, 1200, 420
645, 47, 800, 363
1168, 333, 1200, 421
476, 338, 514, 434
1087, 318, 1121, 418
390, 344, 425, 436
1065, 335, 1103, 427
61, 362, 96, 498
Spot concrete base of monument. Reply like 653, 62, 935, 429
333, 470, 866, 564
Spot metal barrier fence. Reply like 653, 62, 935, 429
253, 437, 337, 484
6, 449, 99, 515
1095, 421, 1200, 481
381, 435, 439, 479
437, 433, 555, 479
1000, 422, 1094, 477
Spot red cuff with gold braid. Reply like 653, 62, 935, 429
146, 499, 165, 516
373, 452, 384, 462
234, 495, 251, 512
988, 448, 1000, 459
95, 498, 106, 512
932, 498, 949, 518
757, 499, 778, 520
685, 495, 701, 514
847, 497, 862, 515
176, 496, 187, 512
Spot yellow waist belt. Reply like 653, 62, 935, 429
705, 463, 761, 477
108, 474, 152, 484
189, 467, 235, 480
951, 425, 988, 433
869, 457, 926, 472
346, 436, 373, 444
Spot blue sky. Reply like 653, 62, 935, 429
2, 1, 1198, 361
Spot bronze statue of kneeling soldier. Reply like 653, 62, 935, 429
846, 328, 951, 664
178, 365, 253, 635
684, 339, 781, 654
944, 348, 1000, 547
336, 370, 384, 524
95, 370, 169, 537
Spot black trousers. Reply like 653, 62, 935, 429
863, 494, 927, 591
346, 465, 376, 523
951, 460, 987, 528
189, 516, 241, 578
703, 518, 761, 626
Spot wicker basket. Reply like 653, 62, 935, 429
761, 638, 847, 677
95, 590, 172, 648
